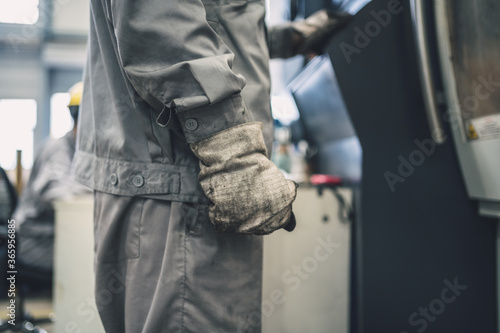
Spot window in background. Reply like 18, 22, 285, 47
0, 99, 37, 170
50, 93, 73, 139
0, 0, 39, 24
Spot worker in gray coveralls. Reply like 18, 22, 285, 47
71, 1, 350, 331
14, 82, 90, 278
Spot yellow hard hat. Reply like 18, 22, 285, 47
67, 81, 84, 107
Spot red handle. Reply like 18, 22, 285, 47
310, 174, 342, 186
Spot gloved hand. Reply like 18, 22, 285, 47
190, 122, 298, 235
292, 10, 352, 56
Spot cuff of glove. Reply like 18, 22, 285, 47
190, 122, 268, 163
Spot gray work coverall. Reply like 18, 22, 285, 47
72, 0, 295, 332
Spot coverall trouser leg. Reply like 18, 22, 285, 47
93, 191, 263, 333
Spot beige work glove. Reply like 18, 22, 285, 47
190, 122, 298, 235
292, 10, 352, 56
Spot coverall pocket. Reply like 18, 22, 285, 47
94, 192, 145, 264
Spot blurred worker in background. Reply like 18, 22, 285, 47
12, 82, 91, 287
0, 166, 16, 223
72, 2, 350, 332
0, 165, 17, 298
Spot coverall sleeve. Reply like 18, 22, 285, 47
106, 0, 249, 143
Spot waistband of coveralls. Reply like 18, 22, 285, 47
71, 151, 208, 203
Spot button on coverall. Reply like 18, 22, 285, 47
72, 0, 298, 332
